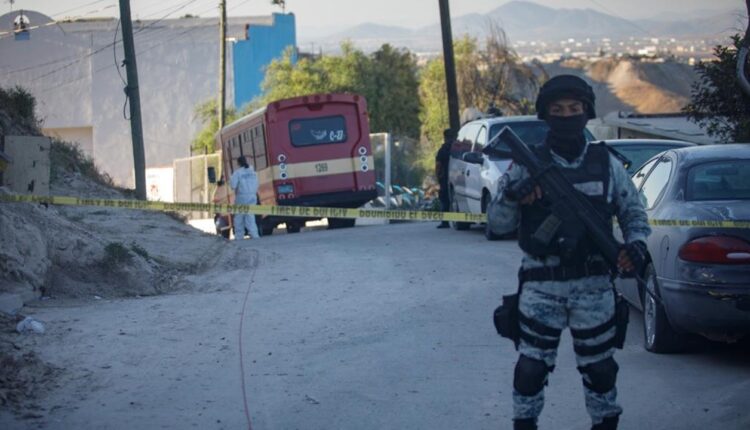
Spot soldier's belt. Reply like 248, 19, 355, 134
519, 261, 611, 282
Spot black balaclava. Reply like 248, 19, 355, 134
535, 75, 596, 162
546, 113, 588, 162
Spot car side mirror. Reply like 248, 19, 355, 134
207, 167, 217, 184
462, 152, 484, 164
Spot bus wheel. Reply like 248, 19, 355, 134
287, 222, 302, 233
328, 218, 355, 229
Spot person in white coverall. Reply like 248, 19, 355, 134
229, 156, 260, 239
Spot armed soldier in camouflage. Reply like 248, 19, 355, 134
492, 75, 651, 430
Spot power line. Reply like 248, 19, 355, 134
47, 0, 112, 19
24, 0, 252, 93
14, 0, 206, 82
584, 0, 658, 40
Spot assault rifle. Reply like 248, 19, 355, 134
486, 126, 644, 347
485, 126, 622, 270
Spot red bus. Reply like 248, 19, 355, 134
211, 93, 377, 236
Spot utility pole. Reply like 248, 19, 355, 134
438, 0, 460, 137
119, 0, 147, 200
218, 0, 227, 130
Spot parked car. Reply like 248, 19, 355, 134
448, 115, 594, 240
614, 144, 750, 353
603, 139, 694, 174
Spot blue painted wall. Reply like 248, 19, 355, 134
233, 13, 296, 109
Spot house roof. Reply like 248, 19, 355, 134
602, 112, 720, 145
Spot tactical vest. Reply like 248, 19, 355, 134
519, 143, 615, 264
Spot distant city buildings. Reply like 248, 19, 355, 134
513, 35, 720, 65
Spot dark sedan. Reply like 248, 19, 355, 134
615, 144, 750, 353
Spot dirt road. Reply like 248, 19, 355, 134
2, 223, 748, 429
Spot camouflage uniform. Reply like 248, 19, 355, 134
493, 142, 651, 426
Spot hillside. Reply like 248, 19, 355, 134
304, 1, 740, 52
544, 58, 696, 115
0, 94, 248, 417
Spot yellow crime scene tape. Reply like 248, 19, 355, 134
0, 193, 486, 223
2, 194, 749, 228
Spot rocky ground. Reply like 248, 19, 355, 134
0, 132, 252, 418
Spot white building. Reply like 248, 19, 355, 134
0, 10, 292, 187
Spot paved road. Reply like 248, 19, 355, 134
3, 222, 749, 429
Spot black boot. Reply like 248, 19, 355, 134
514, 418, 537, 430
592, 415, 619, 430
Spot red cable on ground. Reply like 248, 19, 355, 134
238, 250, 258, 430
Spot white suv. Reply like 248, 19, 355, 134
447, 115, 594, 240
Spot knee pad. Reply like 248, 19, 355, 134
579, 357, 619, 394
513, 355, 549, 396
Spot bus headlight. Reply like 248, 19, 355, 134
358, 146, 367, 155
278, 154, 287, 162
361, 164, 369, 172
359, 155, 368, 163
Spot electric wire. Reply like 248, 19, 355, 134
583, 0, 658, 40
22, 0, 205, 83
26, 0, 252, 95
113, 18, 127, 85
47, 0, 112, 19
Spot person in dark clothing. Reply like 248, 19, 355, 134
493, 75, 651, 430
435, 128, 454, 228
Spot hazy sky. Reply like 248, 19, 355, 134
7, 0, 744, 31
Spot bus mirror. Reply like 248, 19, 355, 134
207, 167, 217, 184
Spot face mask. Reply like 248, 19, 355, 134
546, 114, 588, 139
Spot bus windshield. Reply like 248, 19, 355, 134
289, 115, 347, 147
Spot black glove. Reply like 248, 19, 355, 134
620, 241, 647, 276
504, 177, 537, 202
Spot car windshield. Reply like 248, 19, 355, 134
488, 120, 595, 153
687, 160, 750, 200
611, 144, 685, 174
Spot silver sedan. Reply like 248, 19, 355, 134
615, 144, 750, 353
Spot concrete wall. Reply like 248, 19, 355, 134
3, 135, 51, 195
0, 11, 295, 188
233, 13, 296, 108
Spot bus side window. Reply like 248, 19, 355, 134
253, 125, 268, 170
241, 131, 253, 159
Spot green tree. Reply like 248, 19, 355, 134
260, 43, 424, 185
190, 99, 237, 153
683, 35, 750, 142
366, 44, 421, 137
262, 43, 420, 136
417, 29, 540, 174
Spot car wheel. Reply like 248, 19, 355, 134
449, 189, 469, 231
482, 193, 500, 241
641, 264, 683, 353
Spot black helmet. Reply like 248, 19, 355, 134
535, 75, 596, 120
